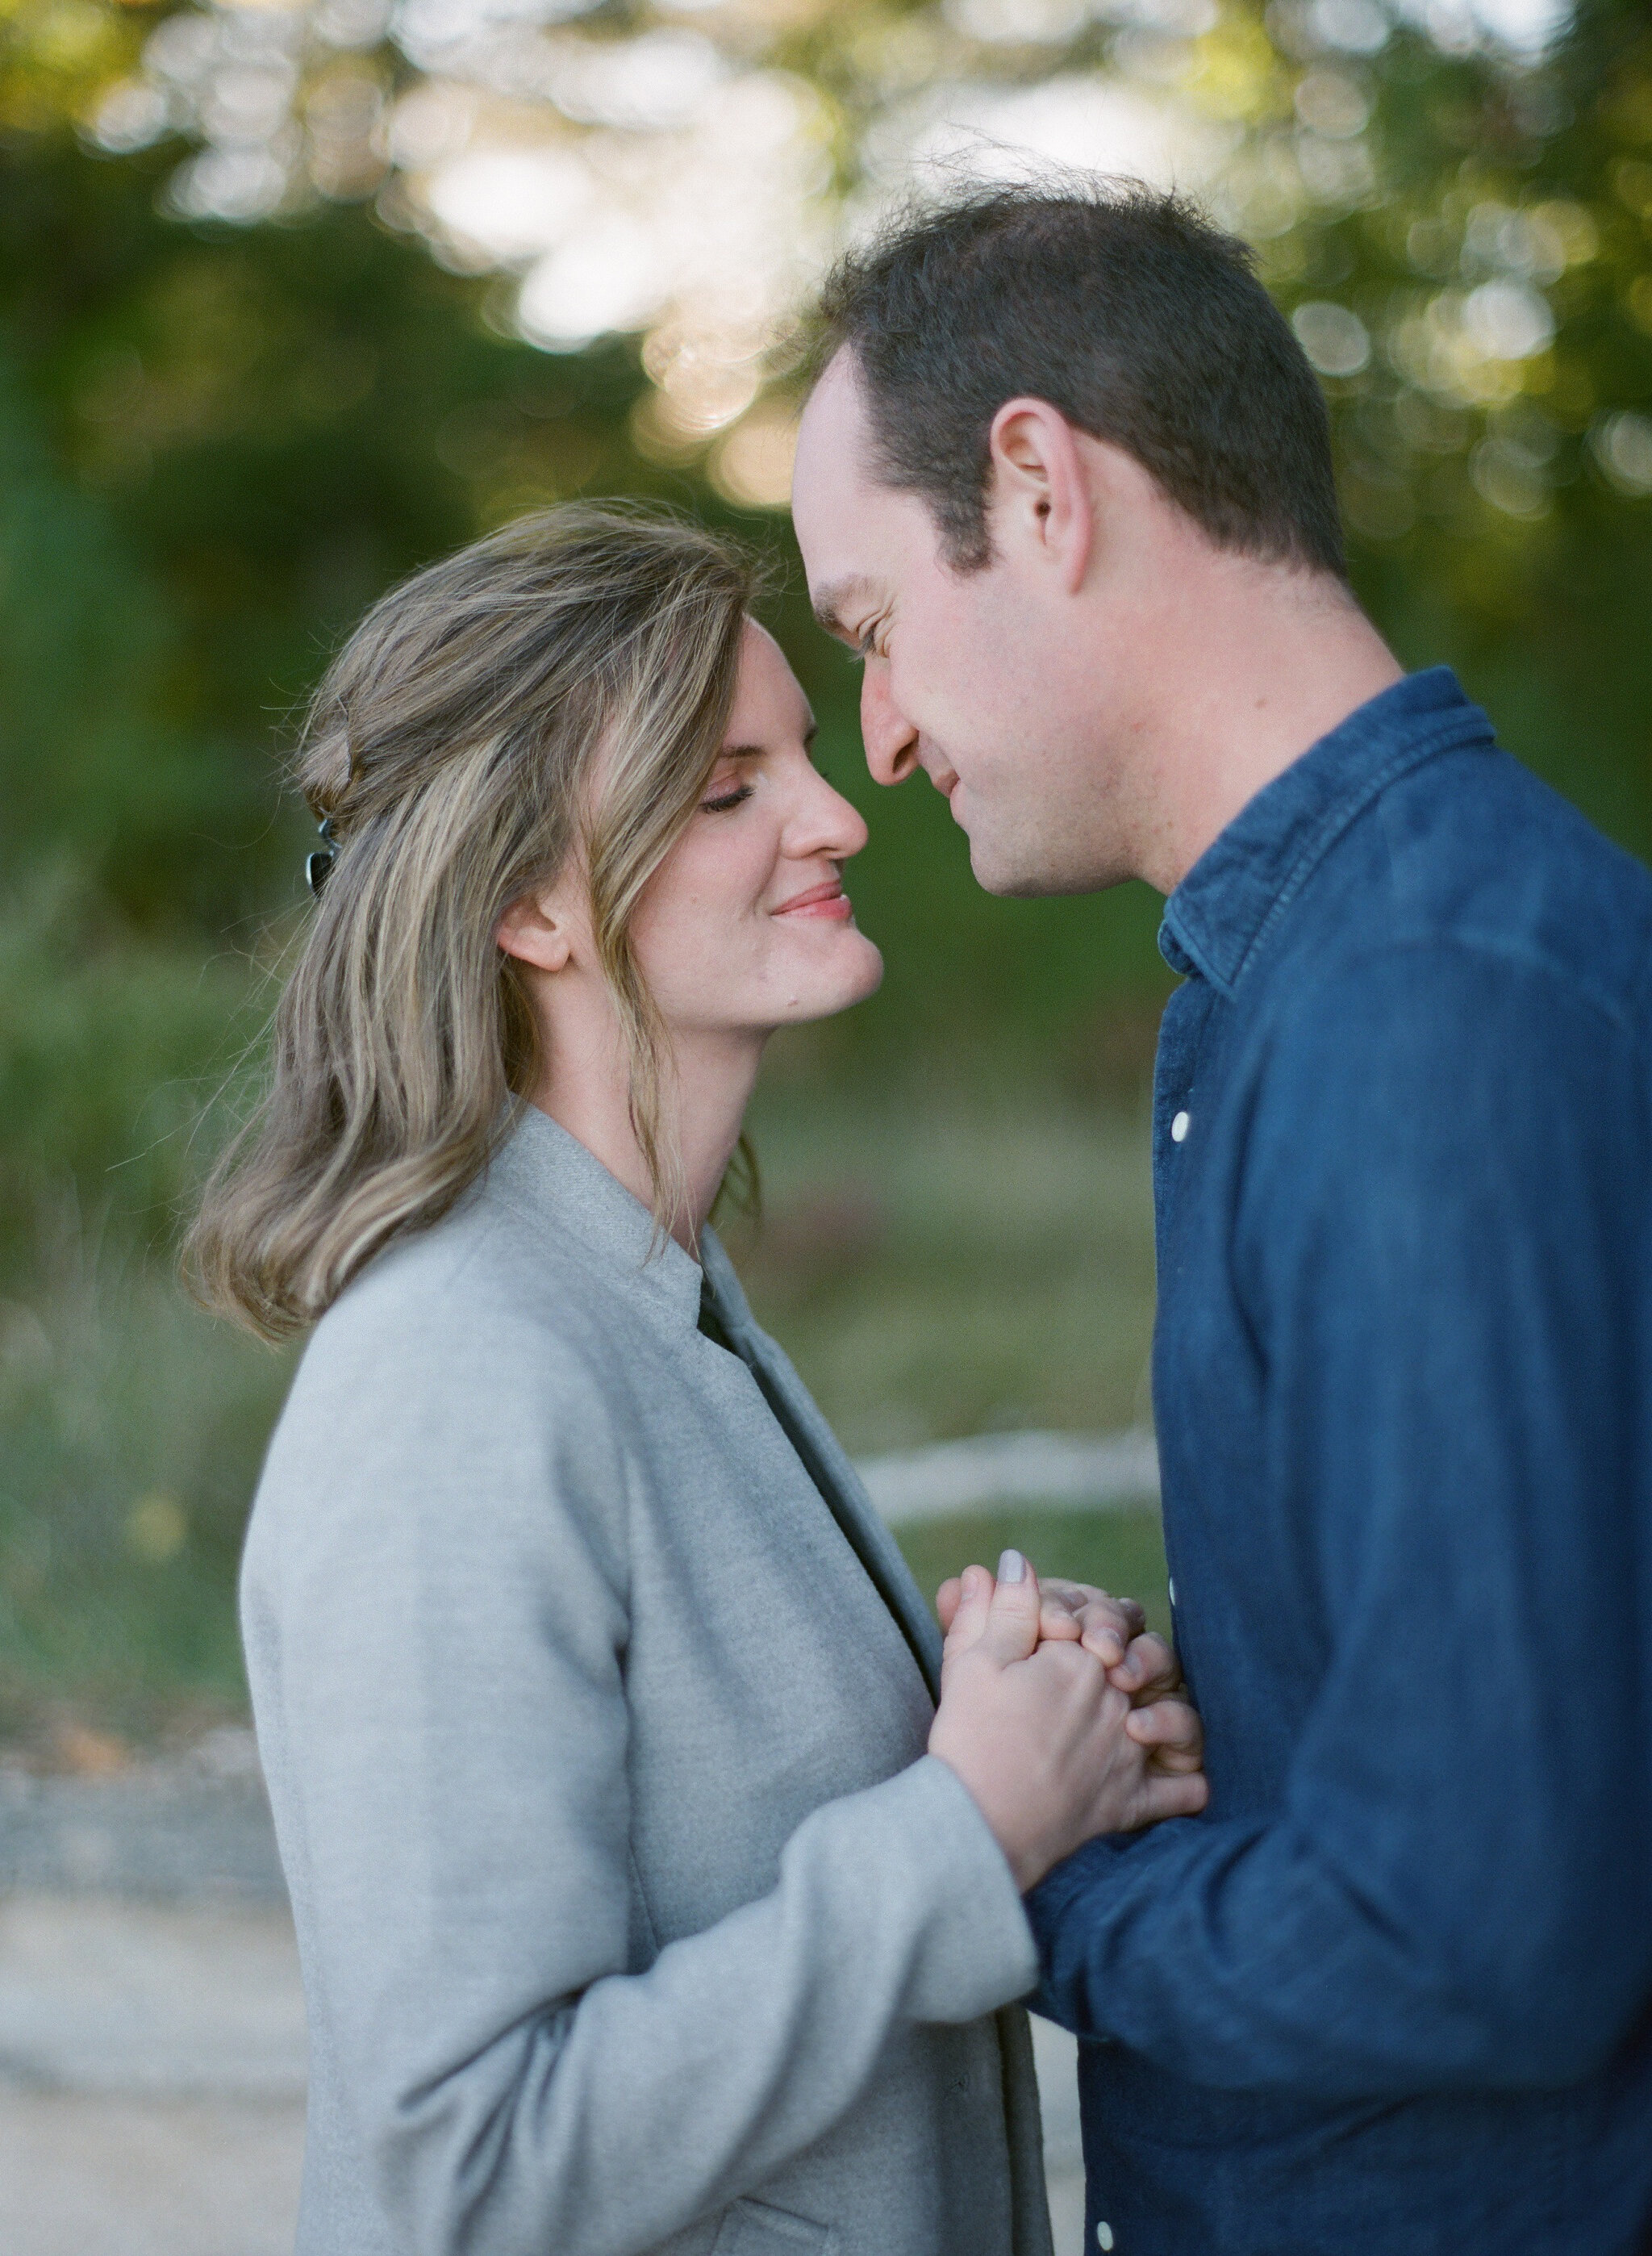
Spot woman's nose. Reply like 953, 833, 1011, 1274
784, 762, 870, 861
861, 662, 920, 787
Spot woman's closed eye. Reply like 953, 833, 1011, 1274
699, 781, 754, 815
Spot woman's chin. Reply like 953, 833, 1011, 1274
784, 933, 885, 1025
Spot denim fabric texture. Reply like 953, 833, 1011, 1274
1028, 669, 1652, 2255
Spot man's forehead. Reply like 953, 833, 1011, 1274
793, 358, 881, 541
793, 353, 940, 621
795, 346, 868, 463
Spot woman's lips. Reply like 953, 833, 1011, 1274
771, 879, 853, 921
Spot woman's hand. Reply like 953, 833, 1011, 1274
936, 1569, 1204, 1778
928, 1555, 1208, 1893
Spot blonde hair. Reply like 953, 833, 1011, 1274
188, 503, 757, 1339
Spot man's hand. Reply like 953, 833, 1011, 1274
928, 1552, 1208, 1893
936, 1569, 1204, 1777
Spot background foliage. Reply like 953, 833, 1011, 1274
1, 0, 1647, 1747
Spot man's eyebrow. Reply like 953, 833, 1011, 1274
811, 576, 878, 639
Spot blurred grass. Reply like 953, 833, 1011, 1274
0, 1235, 295, 1748
0, 871, 273, 1268
0, 1075, 1162, 1752
732, 1069, 1159, 1453
738, 1074, 1170, 1636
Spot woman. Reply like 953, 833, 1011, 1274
191, 505, 1204, 2256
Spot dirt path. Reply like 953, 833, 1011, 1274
0, 1750, 1087, 2255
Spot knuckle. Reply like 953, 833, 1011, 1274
1041, 1643, 1094, 1692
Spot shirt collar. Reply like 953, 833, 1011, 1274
1158, 666, 1496, 997
485, 1102, 706, 1331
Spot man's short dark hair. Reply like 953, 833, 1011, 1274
813, 181, 1347, 580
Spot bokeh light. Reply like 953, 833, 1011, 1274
69, 0, 1637, 541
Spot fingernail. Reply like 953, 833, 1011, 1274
998, 1548, 1027, 1585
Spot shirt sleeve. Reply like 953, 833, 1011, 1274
243, 1293, 1037, 2256
1029, 939, 1652, 2100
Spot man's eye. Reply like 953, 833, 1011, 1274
700, 783, 753, 814
856, 625, 880, 659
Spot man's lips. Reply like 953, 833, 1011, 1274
771, 879, 853, 921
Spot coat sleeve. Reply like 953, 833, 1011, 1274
1029, 941, 1652, 2099
242, 1276, 1036, 2256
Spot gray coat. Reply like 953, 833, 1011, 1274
242, 1107, 1053, 2256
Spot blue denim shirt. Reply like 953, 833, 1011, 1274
1028, 669, 1652, 2255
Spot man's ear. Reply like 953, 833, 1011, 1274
496, 890, 574, 974
987, 396, 1095, 593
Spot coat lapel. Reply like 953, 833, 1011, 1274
699, 1231, 944, 1703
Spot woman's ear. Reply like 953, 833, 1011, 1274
496, 892, 574, 974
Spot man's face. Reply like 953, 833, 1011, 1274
791, 350, 1133, 897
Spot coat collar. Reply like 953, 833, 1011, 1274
484, 1103, 706, 1332
486, 1106, 944, 1698
1159, 666, 1496, 1000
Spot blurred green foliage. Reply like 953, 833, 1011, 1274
0, 137, 644, 1260
1281, 0, 1652, 854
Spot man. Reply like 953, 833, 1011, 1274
791, 183, 1652, 2254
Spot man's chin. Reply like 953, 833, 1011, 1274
965, 827, 1122, 900
965, 829, 1060, 900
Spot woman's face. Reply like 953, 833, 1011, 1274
628, 620, 884, 1041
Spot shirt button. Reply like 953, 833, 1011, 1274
1170, 1110, 1191, 1143
1097, 2226, 1116, 2251
1167, 1577, 1177, 1606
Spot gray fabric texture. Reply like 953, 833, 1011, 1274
241, 1106, 1051, 2256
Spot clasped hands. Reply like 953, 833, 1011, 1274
928, 1552, 1208, 1893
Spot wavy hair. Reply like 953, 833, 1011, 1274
187, 503, 756, 1339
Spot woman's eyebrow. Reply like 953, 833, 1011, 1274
719, 723, 819, 759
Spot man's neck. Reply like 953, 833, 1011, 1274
1124, 569, 1404, 897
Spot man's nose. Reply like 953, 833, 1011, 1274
861, 663, 920, 787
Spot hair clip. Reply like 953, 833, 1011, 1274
307, 817, 338, 898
